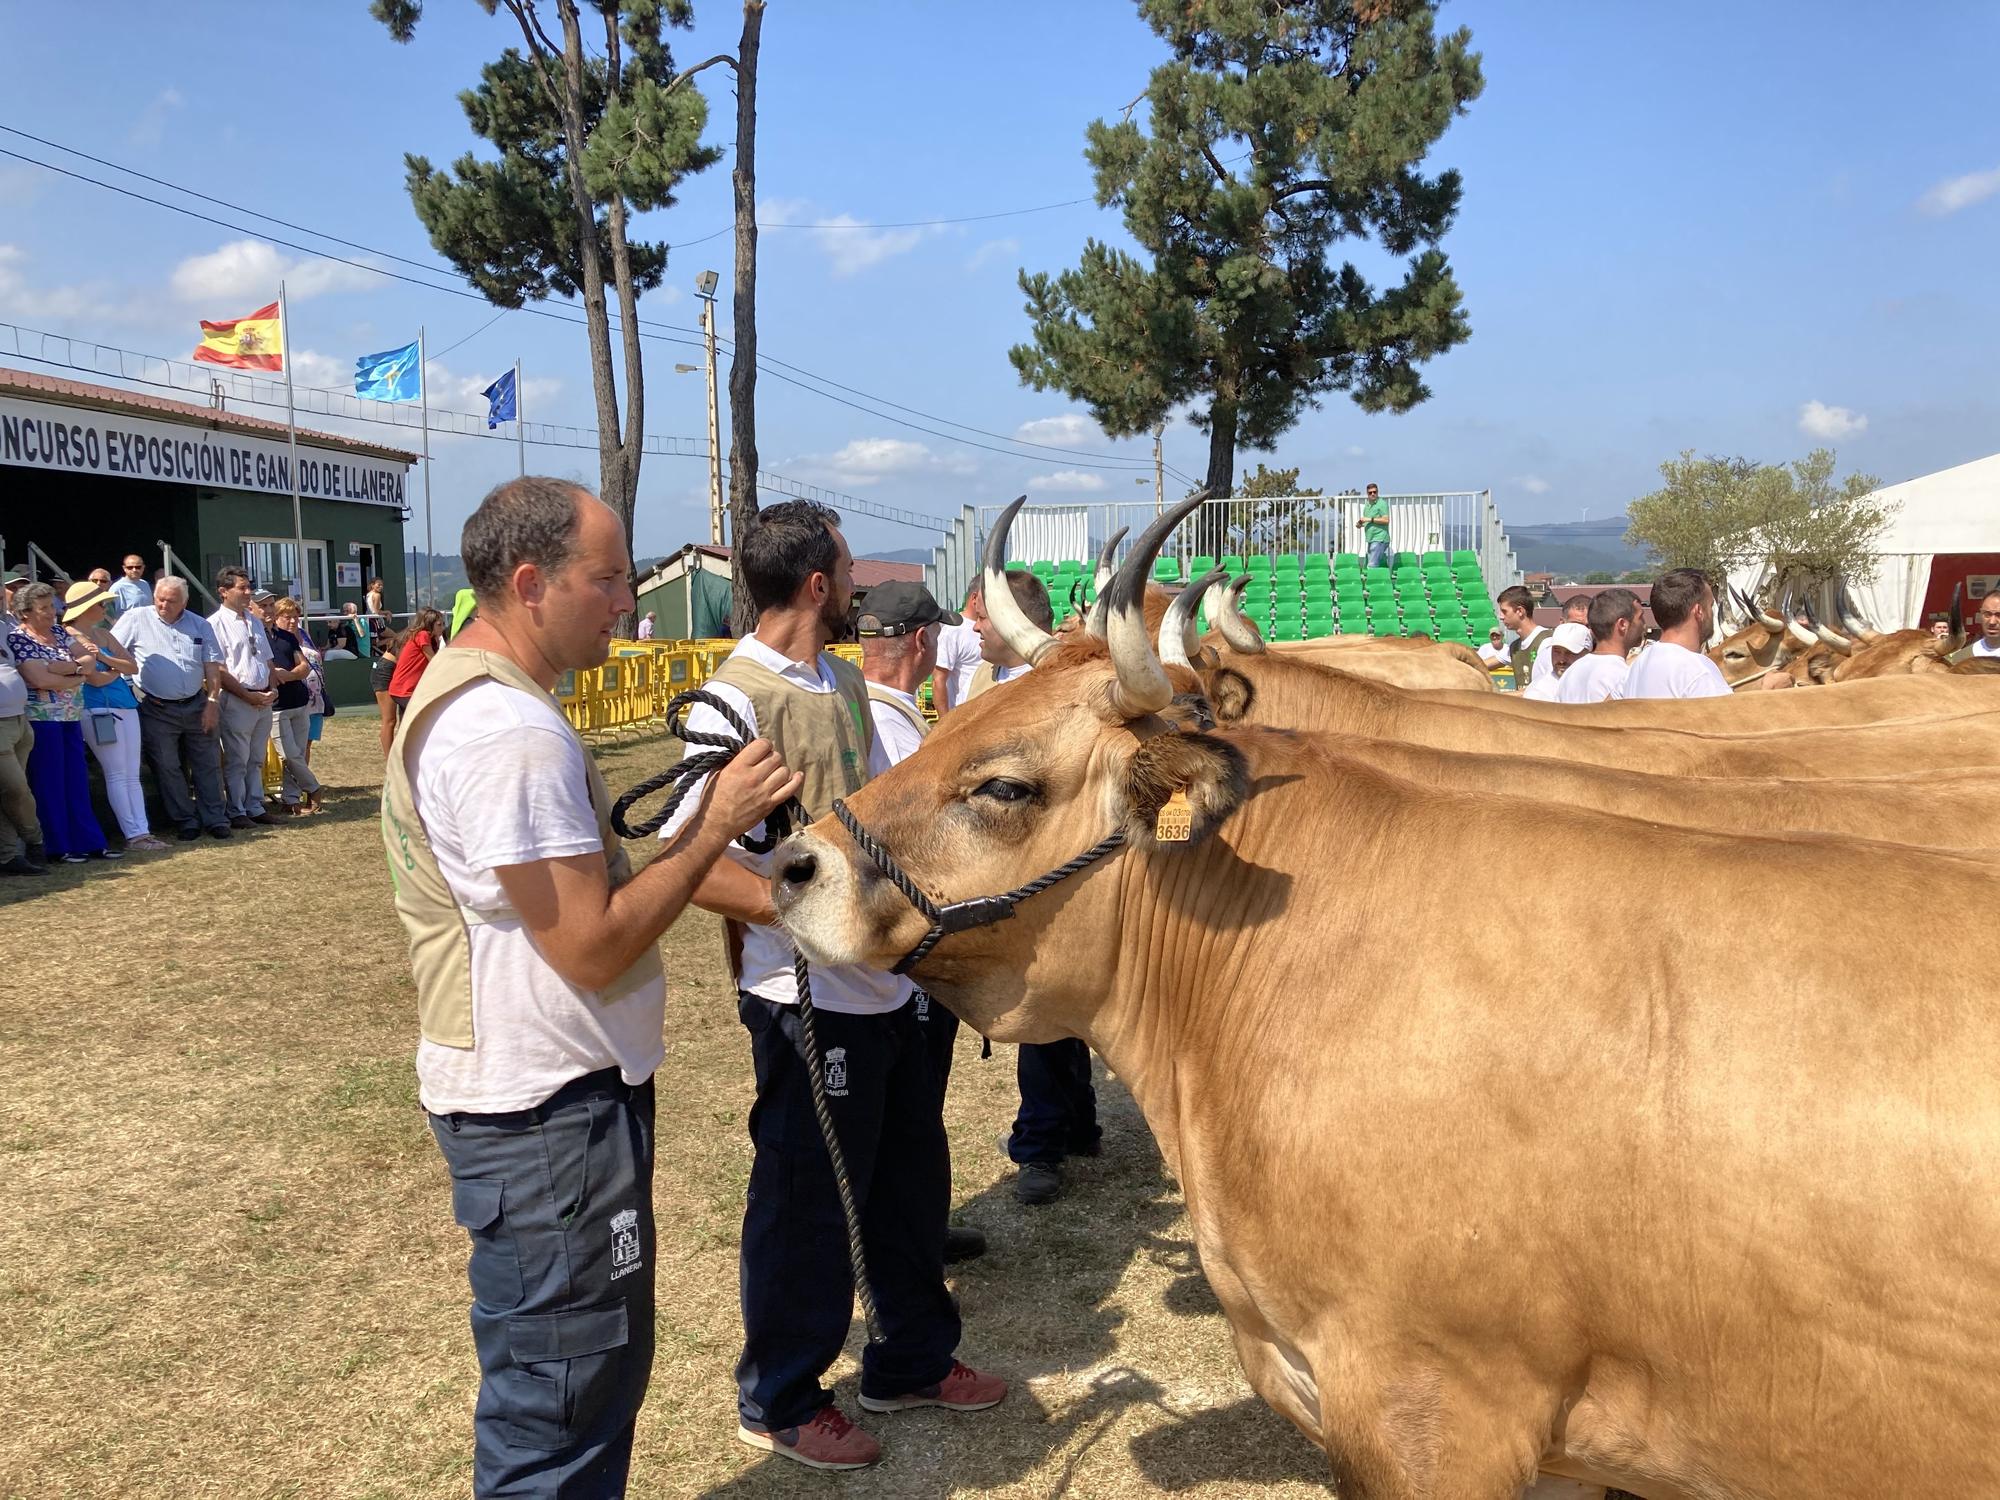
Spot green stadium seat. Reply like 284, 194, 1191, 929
1153, 557, 1183, 583
1221, 557, 1246, 576
1055, 558, 1083, 575
1392, 550, 1419, 569
1005, 560, 1027, 572
1271, 618, 1304, 642
1421, 550, 1447, 567
1334, 551, 1363, 569
1301, 619, 1334, 640
1189, 554, 1217, 578
1273, 553, 1301, 573
1245, 555, 1272, 575
1303, 558, 1333, 581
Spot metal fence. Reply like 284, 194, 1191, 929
927, 491, 1521, 604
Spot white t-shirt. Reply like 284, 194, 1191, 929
1558, 653, 1629, 704
866, 684, 926, 770
1476, 641, 1507, 667
1520, 668, 1564, 701
1618, 640, 1730, 700
661, 635, 912, 1016
409, 679, 666, 1114
936, 618, 984, 709
1972, 637, 2000, 658
636, 617, 655, 639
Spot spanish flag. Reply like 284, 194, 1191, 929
192, 301, 284, 371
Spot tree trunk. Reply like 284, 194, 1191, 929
602, 3, 647, 636
1197, 397, 1238, 558
726, 1, 765, 638
548, 1, 629, 553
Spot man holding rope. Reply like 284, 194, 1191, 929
662, 501, 1006, 1472
384, 477, 802, 1497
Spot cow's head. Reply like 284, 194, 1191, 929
1710, 583, 1820, 687
772, 494, 1248, 1041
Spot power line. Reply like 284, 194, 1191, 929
0, 131, 1170, 476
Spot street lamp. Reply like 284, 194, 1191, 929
695, 270, 722, 546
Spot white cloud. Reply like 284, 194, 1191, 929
170, 240, 378, 305
1798, 400, 1868, 440
1343, 444, 1367, 459
129, 88, 185, 148
1014, 412, 1104, 448
1515, 474, 1552, 494
0, 243, 138, 324
759, 197, 937, 278
967, 237, 1021, 272
1917, 165, 2000, 216
797, 436, 975, 486
1027, 470, 1108, 493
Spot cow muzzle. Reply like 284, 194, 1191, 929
771, 828, 884, 968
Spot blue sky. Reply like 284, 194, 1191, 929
2, 1, 1996, 560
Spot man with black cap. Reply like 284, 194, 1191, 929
856, 580, 986, 1265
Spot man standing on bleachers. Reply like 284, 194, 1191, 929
1356, 482, 1391, 569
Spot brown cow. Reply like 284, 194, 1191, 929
774, 497, 2000, 1498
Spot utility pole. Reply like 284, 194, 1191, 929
697, 272, 723, 546
1152, 419, 1165, 516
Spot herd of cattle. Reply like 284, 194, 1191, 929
773, 492, 2000, 1500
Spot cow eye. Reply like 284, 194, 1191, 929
972, 777, 1035, 804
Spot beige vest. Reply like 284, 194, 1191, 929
865, 680, 929, 741
965, 660, 1029, 701
706, 652, 874, 985
381, 646, 661, 1048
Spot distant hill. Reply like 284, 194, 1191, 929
1507, 513, 1653, 577
867, 546, 936, 564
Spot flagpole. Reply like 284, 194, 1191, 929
420, 325, 434, 609
514, 357, 525, 477
280, 280, 305, 608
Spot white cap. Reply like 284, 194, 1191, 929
1549, 622, 1594, 653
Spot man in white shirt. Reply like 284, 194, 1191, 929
665, 502, 1006, 1472
931, 584, 984, 712
1619, 568, 1732, 700
1476, 627, 1508, 667
855, 581, 985, 1266
1957, 594, 2000, 662
636, 610, 655, 639
967, 571, 1048, 701
392, 477, 798, 1497
207, 566, 278, 826
110, 555, 152, 617
1496, 585, 1553, 689
1520, 622, 1592, 701
1559, 588, 1643, 704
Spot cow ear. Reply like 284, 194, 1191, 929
1114, 731, 1248, 849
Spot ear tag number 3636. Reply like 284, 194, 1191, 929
1155, 789, 1193, 843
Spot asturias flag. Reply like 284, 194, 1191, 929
354, 341, 422, 402
482, 368, 518, 428
192, 301, 283, 371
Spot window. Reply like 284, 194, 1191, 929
240, 538, 329, 614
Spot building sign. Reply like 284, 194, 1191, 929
336, 562, 362, 587
0, 394, 410, 508
1969, 575, 1997, 601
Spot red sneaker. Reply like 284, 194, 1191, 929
737, 1405, 881, 1470
859, 1361, 1008, 1414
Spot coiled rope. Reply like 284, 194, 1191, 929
613, 690, 882, 1344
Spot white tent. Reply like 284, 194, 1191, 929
1730, 450, 2000, 631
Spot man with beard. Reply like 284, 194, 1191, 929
663, 501, 1007, 1471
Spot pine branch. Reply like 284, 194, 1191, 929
497, 0, 565, 115
661, 54, 738, 95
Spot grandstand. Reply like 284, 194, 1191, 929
924, 491, 1522, 643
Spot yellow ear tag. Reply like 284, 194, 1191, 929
1155, 789, 1193, 842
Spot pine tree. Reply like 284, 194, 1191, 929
374, 0, 725, 574
1010, 0, 1482, 548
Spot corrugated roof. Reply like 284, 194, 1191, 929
0, 366, 419, 465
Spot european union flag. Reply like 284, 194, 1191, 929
354, 341, 421, 402
482, 368, 518, 428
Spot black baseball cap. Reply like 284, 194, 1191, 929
855, 580, 959, 636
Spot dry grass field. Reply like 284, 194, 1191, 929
0, 715, 1331, 1499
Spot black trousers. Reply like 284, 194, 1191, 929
430, 1070, 656, 1499
137, 693, 227, 832
1007, 1040, 1102, 1165
736, 993, 958, 1432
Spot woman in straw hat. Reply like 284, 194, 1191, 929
68, 581, 166, 851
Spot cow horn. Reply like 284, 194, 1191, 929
981, 496, 1059, 667
1950, 582, 1967, 649
1205, 573, 1265, 654
1083, 526, 1130, 641
1778, 585, 1818, 648
1160, 566, 1229, 670
1834, 576, 1880, 643
1808, 581, 1851, 652
1105, 489, 1210, 717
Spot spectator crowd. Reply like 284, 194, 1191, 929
0, 555, 444, 879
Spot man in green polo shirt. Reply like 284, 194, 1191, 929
1356, 482, 1391, 568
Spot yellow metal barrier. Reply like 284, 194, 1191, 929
556, 638, 939, 739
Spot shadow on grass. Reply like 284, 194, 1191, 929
692, 1045, 1333, 1498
